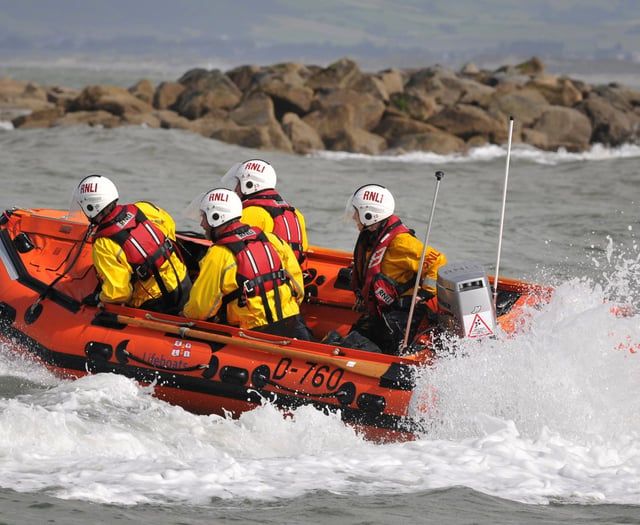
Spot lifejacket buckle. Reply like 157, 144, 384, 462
243, 279, 255, 295
163, 237, 175, 255
135, 265, 150, 282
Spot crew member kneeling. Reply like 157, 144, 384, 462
345, 184, 447, 354
182, 188, 311, 340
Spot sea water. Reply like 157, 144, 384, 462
1, 63, 640, 524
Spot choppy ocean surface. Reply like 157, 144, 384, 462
1, 61, 640, 524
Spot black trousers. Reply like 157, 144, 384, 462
253, 313, 313, 341
139, 276, 192, 315
351, 299, 434, 355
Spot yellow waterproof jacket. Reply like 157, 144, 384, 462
92, 202, 187, 307
381, 231, 447, 296
182, 230, 304, 329
241, 205, 309, 253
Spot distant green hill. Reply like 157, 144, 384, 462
0, 0, 638, 65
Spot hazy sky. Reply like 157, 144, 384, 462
1, 1, 639, 73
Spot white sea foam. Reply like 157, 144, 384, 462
0, 261, 639, 507
315, 142, 640, 165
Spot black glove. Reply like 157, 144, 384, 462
82, 292, 101, 307
417, 288, 435, 302
416, 289, 438, 324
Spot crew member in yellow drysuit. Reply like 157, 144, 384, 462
72, 174, 190, 313
182, 188, 311, 340
344, 184, 447, 354
221, 159, 308, 265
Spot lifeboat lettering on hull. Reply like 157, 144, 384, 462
119, 338, 213, 371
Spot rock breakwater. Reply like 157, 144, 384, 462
1, 57, 639, 155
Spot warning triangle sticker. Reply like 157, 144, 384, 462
468, 313, 494, 338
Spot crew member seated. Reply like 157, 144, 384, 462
181, 188, 312, 340
71, 174, 191, 313
342, 184, 446, 354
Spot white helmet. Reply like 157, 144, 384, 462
221, 159, 277, 196
346, 184, 395, 227
200, 188, 242, 228
72, 174, 119, 221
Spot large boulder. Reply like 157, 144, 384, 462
521, 128, 549, 150
577, 95, 638, 146
310, 88, 385, 131
121, 112, 161, 128
245, 62, 314, 115
54, 110, 122, 128
0, 78, 54, 116
389, 89, 439, 122
374, 113, 440, 142
174, 69, 242, 119
281, 112, 325, 154
228, 92, 278, 127
226, 64, 262, 92
590, 83, 640, 115
406, 65, 492, 106
128, 79, 155, 105
188, 110, 230, 138
532, 106, 593, 151
46, 85, 80, 110
350, 73, 391, 102
153, 81, 186, 110
302, 105, 355, 144
389, 129, 466, 155
206, 92, 293, 152
68, 85, 154, 116
330, 128, 387, 155
514, 56, 545, 75
488, 72, 531, 88
12, 107, 63, 128
428, 104, 509, 143
153, 109, 194, 130
211, 123, 293, 153
488, 87, 551, 126
526, 75, 583, 107
306, 57, 362, 90
378, 69, 406, 96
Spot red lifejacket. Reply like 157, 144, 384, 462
94, 204, 175, 284
352, 215, 414, 316
216, 222, 291, 324
242, 190, 305, 263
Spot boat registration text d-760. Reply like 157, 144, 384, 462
273, 357, 345, 390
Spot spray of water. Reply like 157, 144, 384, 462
411, 243, 640, 444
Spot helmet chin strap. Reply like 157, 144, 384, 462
209, 220, 232, 242
208, 227, 218, 242
91, 201, 117, 224
367, 218, 387, 232
85, 222, 97, 239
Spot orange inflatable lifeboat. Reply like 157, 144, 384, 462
0, 207, 552, 442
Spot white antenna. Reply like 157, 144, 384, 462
401, 170, 444, 352
493, 116, 514, 305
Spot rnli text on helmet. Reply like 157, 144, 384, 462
363, 190, 384, 203
245, 161, 266, 172
209, 192, 229, 202
80, 182, 98, 194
